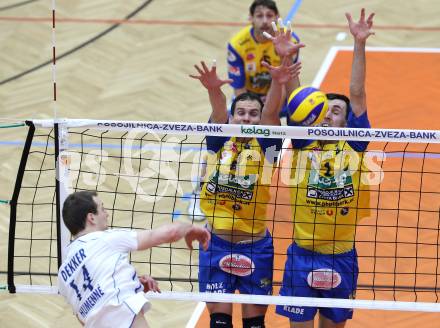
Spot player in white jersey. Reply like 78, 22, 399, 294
58, 191, 210, 328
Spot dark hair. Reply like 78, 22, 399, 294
62, 191, 98, 235
231, 92, 264, 116
326, 93, 351, 120
250, 0, 279, 16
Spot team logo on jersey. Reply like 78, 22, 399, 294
260, 277, 271, 288
228, 65, 241, 76
206, 182, 216, 193
232, 203, 242, 211
220, 150, 232, 165
340, 207, 349, 216
307, 165, 354, 202
310, 208, 326, 215
250, 72, 271, 88
246, 53, 255, 61
219, 254, 255, 276
307, 268, 341, 290
246, 62, 256, 72
326, 209, 334, 216
307, 188, 317, 198
227, 50, 237, 62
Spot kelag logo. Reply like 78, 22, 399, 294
241, 126, 270, 137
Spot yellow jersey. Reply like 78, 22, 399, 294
201, 135, 281, 234
227, 25, 300, 96
290, 113, 371, 254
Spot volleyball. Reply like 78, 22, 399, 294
287, 86, 328, 126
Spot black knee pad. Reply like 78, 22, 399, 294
243, 315, 265, 328
210, 312, 233, 328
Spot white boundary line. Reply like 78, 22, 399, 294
312, 46, 340, 87
313, 45, 440, 88
185, 302, 206, 328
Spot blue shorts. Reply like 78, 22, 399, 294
198, 231, 273, 296
276, 243, 358, 323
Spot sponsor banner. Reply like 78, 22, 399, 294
32, 119, 440, 143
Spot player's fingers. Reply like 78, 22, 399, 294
295, 42, 306, 50
152, 280, 160, 292
271, 21, 278, 32
193, 64, 203, 75
211, 59, 217, 73
345, 13, 353, 24
367, 13, 375, 28
261, 61, 271, 69
277, 18, 285, 32
201, 238, 209, 251
189, 74, 200, 80
186, 237, 194, 251
221, 79, 234, 85
293, 62, 302, 69
202, 231, 210, 251
289, 62, 301, 71
280, 56, 290, 66
154, 281, 161, 293
262, 31, 274, 40
360, 8, 365, 22
201, 61, 209, 73
285, 20, 292, 36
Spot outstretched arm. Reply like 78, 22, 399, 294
190, 60, 233, 123
137, 222, 210, 251
260, 58, 302, 125
346, 8, 375, 117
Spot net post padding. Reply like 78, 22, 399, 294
7, 121, 35, 293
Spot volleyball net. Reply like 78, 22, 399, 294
4, 118, 440, 312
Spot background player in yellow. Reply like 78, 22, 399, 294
189, 54, 301, 327
227, 0, 300, 102
273, 8, 375, 328
187, 0, 302, 221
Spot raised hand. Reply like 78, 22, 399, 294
189, 60, 233, 90
263, 18, 305, 58
261, 57, 301, 85
184, 226, 210, 251
345, 8, 375, 42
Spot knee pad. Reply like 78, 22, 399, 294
243, 315, 265, 328
210, 312, 233, 328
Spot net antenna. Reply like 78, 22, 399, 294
51, 0, 71, 264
